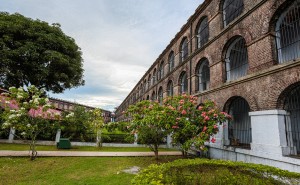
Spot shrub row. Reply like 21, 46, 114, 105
102, 133, 134, 143
131, 158, 300, 185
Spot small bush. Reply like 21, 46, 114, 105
102, 133, 133, 143
131, 158, 300, 185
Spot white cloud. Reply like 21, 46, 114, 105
0, 0, 203, 111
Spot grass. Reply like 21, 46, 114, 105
0, 143, 177, 152
0, 156, 181, 185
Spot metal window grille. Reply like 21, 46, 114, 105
169, 52, 175, 72
181, 38, 189, 62
276, 0, 300, 64
158, 88, 163, 104
151, 92, 156, 101
180, 72, 188, 94
223, 0, 244, 27
197, 17, 209, 49
228, 97, 252, 148
284, 85, 300, 154
225, 37, 248, 81
197, 59, 210, 91
167, 81, 173, 96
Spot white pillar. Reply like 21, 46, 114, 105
249, 110, 291, 156
134, 133, 138, 145
55, 129, 61, 143
167, 134, 172, 148
8, 127, 15, 143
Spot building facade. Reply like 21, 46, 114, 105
115, 0, 300, 172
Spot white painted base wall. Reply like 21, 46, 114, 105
208, 110, 300, 173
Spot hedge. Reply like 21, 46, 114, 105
131, 158, 300, 185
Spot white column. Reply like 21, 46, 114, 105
8, 127, 15, 143
167, 134, 172, 148
55, 129, 61, 143
134, 133, 138, 145
249, 110, 291, 156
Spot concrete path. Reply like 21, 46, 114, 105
0, 150, 182, 157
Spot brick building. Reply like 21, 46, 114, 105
115, 0, 300, 172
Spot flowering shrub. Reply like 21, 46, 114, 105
1, 86, 60, 160
163, 94, 231, 155
125, 100, 172, 160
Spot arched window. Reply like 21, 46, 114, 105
158, 62, 164, 80
228, 97, 251, 148
196, 17, 209, 49
225, 36, 248, 81
148, 74, 151, 88
152, 69, 156, 85
179, 72, 188, 94
223, 0, 244, 27
167, 80, 173, 96
140, 83, 143, 93
168, 51, 175, 72
143, 79, 147, 91
196, 59, 210, 92
180, 37, 189, 62
276, 0, 300, 64
158, 87, 163, 104
284, 85, 300, 154
151, 91, 156, 101
146, 95, 150, 100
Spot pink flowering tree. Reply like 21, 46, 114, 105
1, 86, 60, 160
163, 94, 231, 156
125, 100, 172, 160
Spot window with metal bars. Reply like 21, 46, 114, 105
148, 74, 151, 88
180, 38, 189, 62
179, 72, 188, 94
228, 97, 252, 148
284, 85, 300, 155
196, 17, 209, 49
168, 51, 175, 72
223, 0, 244, 27
158, 87, 163, 104
158, 62, 164, 80
151, 91, 156, 101
276, 0, 300, 64
196, 59, 210, 92
152, 69, 156, 85
167, 80, 173, 96
225, 36, 248, 81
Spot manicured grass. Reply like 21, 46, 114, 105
0, 156, 181, 185
0, 143, 177, 152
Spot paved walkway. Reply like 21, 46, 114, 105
0, 150, 182, 157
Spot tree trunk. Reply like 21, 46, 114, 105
96, 130, 102, 148
154, 144, 159, 160
29, 135, 37, 160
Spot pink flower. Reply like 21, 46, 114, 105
198, 106, 203, 111
213, 125, 218, 129
202, 126, 207, 132
172, 125, 179, 129
214, 113, 218, 117
204, 116, 210, 121
176, 117, 181, 120
211, 138, 216, 143
181, 110, 187, 115
201, 112, 207, 117
179, 100, 184, 105
168, 105, 175, 110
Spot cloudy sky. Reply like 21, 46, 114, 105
1, 0, 203, 111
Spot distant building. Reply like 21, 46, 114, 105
115, 0, 300, 172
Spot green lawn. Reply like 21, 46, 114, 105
0, 143, 177, 152
0, 156, 181, 185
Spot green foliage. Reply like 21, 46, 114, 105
126, 100, 172, 159
0, 12, 84, 93
1, 86, 60, 160
101, 133, 134, 143
131, 158, 300, 185
163, 94, 231, 154
62, 107, 104, 145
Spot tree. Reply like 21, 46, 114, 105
88, 108, 105, 147
125, 100, 172, 160
0, 12, 84, 93
163, 94, 231, 156
1, 86, 60, 160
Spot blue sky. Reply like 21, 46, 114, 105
0, 0, 203, 111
